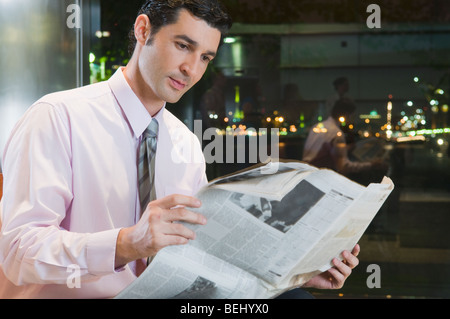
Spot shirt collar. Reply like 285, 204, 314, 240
108, 67, 165, 139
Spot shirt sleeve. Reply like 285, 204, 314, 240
331, 133, 372, 175
0, 102, 120, 286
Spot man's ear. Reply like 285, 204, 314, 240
134, 14, 151, 46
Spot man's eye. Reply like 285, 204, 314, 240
177, 42, 188, 50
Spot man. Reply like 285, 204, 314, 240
325, 77, 351, 117
0, 0, 358, 299
303, 98, 385, 176
199, 69, 227, 128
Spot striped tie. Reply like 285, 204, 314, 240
138, 118, 159, 213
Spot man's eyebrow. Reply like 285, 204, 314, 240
174, 34, 217, 57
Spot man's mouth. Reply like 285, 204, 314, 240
169, 77, 187, 90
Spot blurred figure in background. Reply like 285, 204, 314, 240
199, 69, 227, 129
303, 98, 387, 179
325, 77, 351, 118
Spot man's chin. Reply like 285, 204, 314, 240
165, 92, 185, 104
166, 97, 182, 104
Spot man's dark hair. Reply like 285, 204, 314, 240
331, 98, 356, 120
128, 0, 232, 57
333, 77, 348, 89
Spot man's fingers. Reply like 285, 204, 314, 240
332, 258, 352, 278
152, 194, 202, 210
328, 265, 346, 282
163, 206, 207, 225
351, 244, 361, 257
342, 249, 359, 269
158, 235, 190, 248
161, 221, 197, 240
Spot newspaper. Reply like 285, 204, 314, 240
350, 138, 387, 162
115, 161, 394, 299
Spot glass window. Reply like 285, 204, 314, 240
1, 0, 447, 299
92, 0, 450, 299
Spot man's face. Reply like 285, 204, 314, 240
138, 9, 222, 104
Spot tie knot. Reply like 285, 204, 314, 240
143, 119, 159, 139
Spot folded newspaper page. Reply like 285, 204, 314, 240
115, 161, 394, 299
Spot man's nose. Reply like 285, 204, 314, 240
180, 55, 199, 79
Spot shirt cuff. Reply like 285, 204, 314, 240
86, 228, 122, 276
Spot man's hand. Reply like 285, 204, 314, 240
115, 194, 206, 268
302, 244, 360, 290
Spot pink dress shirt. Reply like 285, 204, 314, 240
0, 68, 207, 299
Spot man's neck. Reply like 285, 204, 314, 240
122, 63, 165, 117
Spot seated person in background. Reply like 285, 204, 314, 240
303, 98, 386, 177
